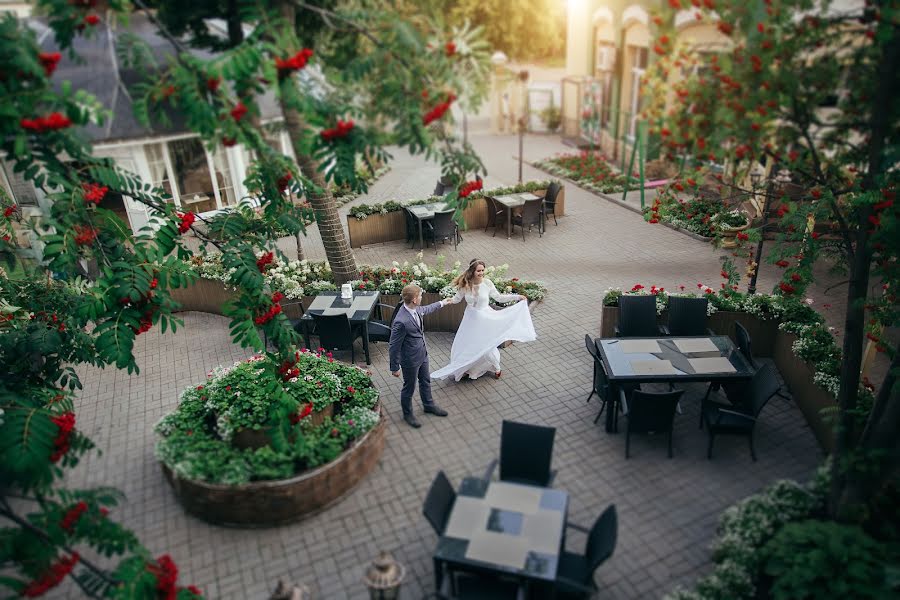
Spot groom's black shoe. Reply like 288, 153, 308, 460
424, 404, 448, 417
403, 414, 422, 428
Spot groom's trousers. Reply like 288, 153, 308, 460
400, 358, 435, 416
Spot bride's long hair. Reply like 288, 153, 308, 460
451, 259, 486, 290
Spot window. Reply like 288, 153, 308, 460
168, 138, 217, 213
145, 143, 174, 202
211, 147, 237, 207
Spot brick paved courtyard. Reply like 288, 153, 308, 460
63, 132, 829, 599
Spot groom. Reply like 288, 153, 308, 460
389, 284, 450, 428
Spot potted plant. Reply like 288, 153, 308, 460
714, 209, 751, 248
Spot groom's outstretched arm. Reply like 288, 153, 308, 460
388, 318, 406, 373
417, 299, 447, 317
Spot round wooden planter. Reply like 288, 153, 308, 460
161, 405, 386, 527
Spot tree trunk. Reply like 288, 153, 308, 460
276, 0, 357, 285
829, 25, 900, 522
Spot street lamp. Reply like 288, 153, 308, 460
517, 70, 529, 183
747, 167, 792, 295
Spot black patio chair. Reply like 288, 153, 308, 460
311, 312, 364, 364
367, 301, 403, 343
661, 296, 712, 336
615, 295, 664, 337
584, 335, 640, 430
540, 181, 561, 228
623, 389, 684, 458
482, 420, 556, 486
734, 321, 755, 367
423, 470, 456, 535
433, 176, 454, 197
485, 196, 505, 236
552, 505, 618, 599
426, 210, 461, 252
403, 207, 420, 248
511, 197, 543, 241
701, 363, 780, 461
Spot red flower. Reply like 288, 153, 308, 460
649, 218, 659, 223
22, 553, 79, 597
668, 0, 681, 8
230, 101, 248, 122
82, 182, 108, 205
83, 14, 100, 26
271, 291, 284, 303
718, 22, 733, 35
866, 332, 879, 342
290, 402, 314, 424
187, 585, 203, 596
50, 412, 75, 462
222, 137, 237, 147
757, 22, 765, 33
458, 179, 483, 198
423, 95, 456, 125
445, 42, 456, 56
631, 284, 644, 291
868, 215, 880, 227
147, 554, 179, 600
73, 225, 98, 246
330, 427, 339, 437
736, 232, 749, 241
346, 385, 356, 394
775, 259, 789, 267
177, 212, 195, 234
790, 273, 802, 282
873, 199, 894, 211
256, 251, 274, 272
20, 112, 72, 133
3, 206, 14, 218
206, 77, 221, 91
275, 48, 314, 78
778, 282, 795, 295
320, 119, 354, 142
810, 188, 822, 199
150, 277, 158, 289
38, 51, 62, 77
60, 501, 88, 532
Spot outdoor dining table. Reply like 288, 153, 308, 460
594, 335, 755, 433
491, 192, 541, 239
433, 476, 568, 595
407, 202, 449, 250
298, 291, 380, 364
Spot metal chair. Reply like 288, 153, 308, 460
661, 296, 712, 336
423, 470, 456, 535
426, 210, 461, 252
615, 295, 663, 337
623, 389, 684, 458
552, 505, 618, 598
512, 198, 543, 241
367, 301, 403, 343
734, 321, 755, 367
702, 363, 780, 461
484, 196, 505, 236
482, 420, 556, 487
310, 312, 363, 364
585, 335, 639, 430
541, 181, 561, 227
403, 207, 420, 248
439, 573, 524, 600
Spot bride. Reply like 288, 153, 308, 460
432, 259, 537, 382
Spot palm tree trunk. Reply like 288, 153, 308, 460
276, 0, 357, 284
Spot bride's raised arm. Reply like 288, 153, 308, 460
445, 285, 465, 304
486, 279, 522, 303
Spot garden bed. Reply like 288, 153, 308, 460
156, 351, 384, 526
533, 152, 640, 195
174, 256, 548, 333
161, 405, 386, 527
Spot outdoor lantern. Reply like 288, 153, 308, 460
749, 162, 765, 190
362, 550, 405, 600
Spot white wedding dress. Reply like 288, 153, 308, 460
431, 278, 537, 381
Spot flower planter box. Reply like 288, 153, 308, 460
600, 305, 778, 356
773, 331, 836, 453
600, 304, 834, 452
346, 187, 566, 248
170, 277, 238, 316
161, 404, 386, 527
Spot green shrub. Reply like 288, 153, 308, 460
762, 520, 889, 600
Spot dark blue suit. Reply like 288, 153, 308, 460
389, 301, 443, 416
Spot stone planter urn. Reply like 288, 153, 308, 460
718, 218, 751, 248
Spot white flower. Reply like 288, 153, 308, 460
805, 298, 814, 305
